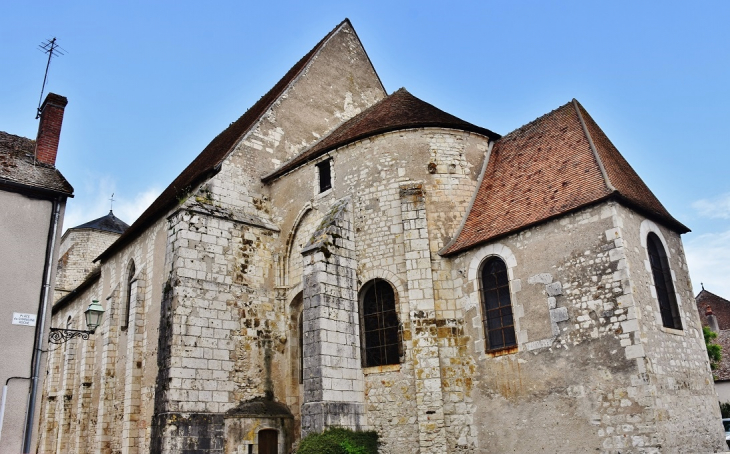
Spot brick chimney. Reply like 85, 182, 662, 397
35, 93, 68, 166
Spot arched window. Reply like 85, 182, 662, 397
647, 233, 682, 330
122, 260, 135, 330
360, 279, 400, 367
480, 257, 516, 351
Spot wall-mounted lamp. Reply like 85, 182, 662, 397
48, 300, 105, 344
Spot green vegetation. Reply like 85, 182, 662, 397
720, 402, 730, 419
297, 427, 379, 454
704, 326, 722, 371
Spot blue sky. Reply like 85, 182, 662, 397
2, 1, 729, 295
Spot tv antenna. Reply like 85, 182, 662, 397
36, 37, 66, 119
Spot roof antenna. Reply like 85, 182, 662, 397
109, 193, 115, 213
36, 37, 66, 119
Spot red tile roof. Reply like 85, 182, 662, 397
696, 289, 730, 381
0, 131, 73, 196
97, 19, 356, 262
442, 100, 688, 256
262, 88, 500, 182
697, 289, 730, 332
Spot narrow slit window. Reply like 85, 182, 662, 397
316, 159, 332, 193
480, 257, 516, 351
360, 279, 400, 367
122, 261, 135, 330
647, 233, 682, 330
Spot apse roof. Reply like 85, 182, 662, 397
262, 88, 500, 182
442, 99, 688, 255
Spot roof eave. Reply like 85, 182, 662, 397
262, 124, 500, 184
0, 177, 73, 198
52, 268, 102, 315
441, 193, 689, 257
95, 164, 222, 263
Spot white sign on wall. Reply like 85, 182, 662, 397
12, 312, 37, 326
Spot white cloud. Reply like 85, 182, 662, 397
62, 175, 161, 235
692, 193, 730, 219
685, 230, 730, 298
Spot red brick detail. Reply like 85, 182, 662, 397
35, 93, 68, 166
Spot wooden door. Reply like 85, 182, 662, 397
258, 429, 278, 454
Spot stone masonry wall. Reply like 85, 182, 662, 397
152, 201, 281, 453
617, 204, 724, 450
54, 229, 121, 302
448, 201, 724, 453
300, 197, 367, 435
269, 128, 490, 452
38, 216, 168, 454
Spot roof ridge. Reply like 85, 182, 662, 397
97, 19, 354, 262
572, 98, 615, 193
496, 101, 573, 142
262, 88, 500, 182
698, 289, 730, 304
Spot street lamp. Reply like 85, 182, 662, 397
48, 300, 105, 344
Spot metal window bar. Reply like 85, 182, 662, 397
361, 280, 400, 367
480, 257, 516, 351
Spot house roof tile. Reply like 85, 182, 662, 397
442, 100, 688, 255
0, 131, 73, 196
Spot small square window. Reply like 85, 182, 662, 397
316, 159, 332, 193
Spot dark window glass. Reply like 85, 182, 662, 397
480, 257, 516, 351
317, 159, 332, 193
298, 313, 304, 384
360, 279, 400, 367
647, 233, 682, 330
122, 261, 135, 330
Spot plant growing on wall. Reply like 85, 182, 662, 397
297, 428, 379, 454
704, 326, 722, 371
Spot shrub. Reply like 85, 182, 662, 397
704, 326, 722, 371
720, 401, 730, 419
297, 427, 379, 454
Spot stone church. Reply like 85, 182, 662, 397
38, 19, 725, 453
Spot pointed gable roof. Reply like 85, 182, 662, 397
696, 289, 730, 331
442, 99, 688, 256
262, 88, 500, 182
72, 210, 129, 234
97, 19, 363, 262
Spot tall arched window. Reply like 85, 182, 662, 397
480, 257, 516, 351
122, 260, 135, 330
647, 233, 682, 330
360, 279, 400, 367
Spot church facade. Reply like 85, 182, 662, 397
38, 20, 725, 453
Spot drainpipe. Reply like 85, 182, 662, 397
22, 196, 61, 453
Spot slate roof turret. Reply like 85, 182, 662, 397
72, 210, 129, 234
